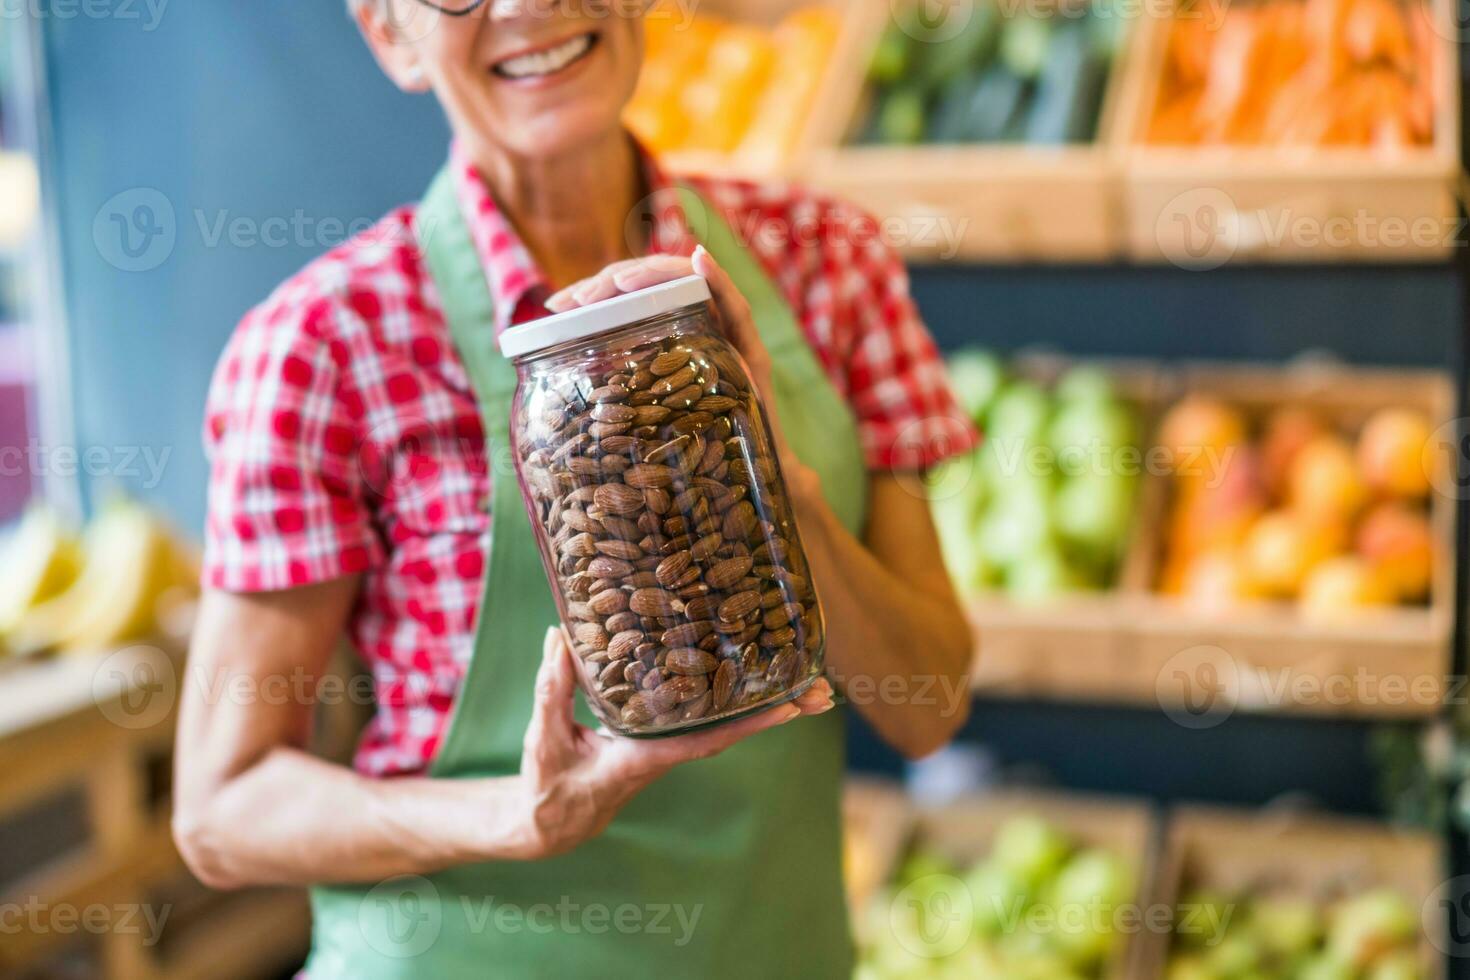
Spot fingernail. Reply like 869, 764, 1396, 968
779, 704, 801, 722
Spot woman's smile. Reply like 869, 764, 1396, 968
490, 30, 601, 86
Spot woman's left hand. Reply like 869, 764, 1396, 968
545, 249, 821, 506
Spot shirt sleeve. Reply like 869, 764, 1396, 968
768, 192, 979, 472
202, 292, 384, 592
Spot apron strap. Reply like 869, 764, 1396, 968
420, 170, 518, 426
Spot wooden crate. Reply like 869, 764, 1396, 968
965, 355, 1165, 700
645, 0, 879, 180
0, 638, 330, 980
1130, 363, 1456, 720
1114, 0, 1460, 264
1134, 806, 1447, 979
796, 0, 1143, 262
903, 789, 1159, 980
842, 778, 916, 913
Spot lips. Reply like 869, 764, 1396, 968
492, 32, 597, 80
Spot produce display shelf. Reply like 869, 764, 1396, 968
966, 362, 1455, 721
657, 0, 1460, 264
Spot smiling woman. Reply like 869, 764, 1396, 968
172, 2, 977, 977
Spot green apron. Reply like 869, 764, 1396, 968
305, 168, 869, 978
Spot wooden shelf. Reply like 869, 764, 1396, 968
965, 362, 1455, 721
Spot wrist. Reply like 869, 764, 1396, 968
464, 774, 544, 862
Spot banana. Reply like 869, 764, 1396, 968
9, 497, 198, 655
0, 503, 83, 636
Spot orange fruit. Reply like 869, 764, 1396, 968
1289, 435, 1367, 520
1357, 407, 1432, 499
1356, 502, 1433, 601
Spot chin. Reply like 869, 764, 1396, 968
504, 105, 629, 159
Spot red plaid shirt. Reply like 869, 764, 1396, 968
202, 144, 978, 777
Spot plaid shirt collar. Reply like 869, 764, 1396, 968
448, 140, 696, 334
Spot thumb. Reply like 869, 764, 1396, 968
526, 626, 578, 747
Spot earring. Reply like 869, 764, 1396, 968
405, 64, 425, 85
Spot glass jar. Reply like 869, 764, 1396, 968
501, 275, 825, 737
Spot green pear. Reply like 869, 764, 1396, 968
1054, 365, 1117, 406
946, 349, 1007, 425
992, 816, 1072, 889
1327, 890, 1417, 968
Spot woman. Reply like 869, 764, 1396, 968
173, 1, 978, 976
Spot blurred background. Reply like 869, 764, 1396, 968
0, 0, 1466, 977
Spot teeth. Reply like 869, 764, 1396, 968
496, 34, 592, 79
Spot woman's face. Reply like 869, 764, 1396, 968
364, 0, 646, 161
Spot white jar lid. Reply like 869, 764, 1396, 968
498, 274, 712, 361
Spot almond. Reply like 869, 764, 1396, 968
661, 620, 714, 647
622, 463, 677, 488
717, 590, 761, 623
593, 539, 643, 561
659, 672, 710, 703
593, 483, 645, 516
587, 556, 634, 580
665, 648, 718, 676
588, 588, 629, 616
649, 349, 691, 377
704, 556, 754, 590
655, 551, 693, 588
629, 587, 682, 617
712, 659, 739, 710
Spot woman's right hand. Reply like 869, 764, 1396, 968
518, 627, 834, 858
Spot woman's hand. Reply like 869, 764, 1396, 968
545, 249, 821, 506
519, 627, 834, 859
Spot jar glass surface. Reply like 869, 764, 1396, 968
509, 304, 825, 736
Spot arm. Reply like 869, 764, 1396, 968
172, 583, 832, 889
790, 470, 973, 759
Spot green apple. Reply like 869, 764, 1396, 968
1054, 365, 1117, 406
1046, 398, 1137, 479
1297, 953, 1357, 980
989, 381, 1052, 447
1250, 896, 1321, 958
947, 349, 1007, 425
976, 494, 1051, 572
1052, 473, 1135, 559
1368, 950, 1424, 980
1046, 849, 1133, 969
1163, 954, 1216, 980
1005, 544, 1086, 604
1204, 932, 1262, 976
965, 859, 1030, 936
1327, 890, 1417, 968
992, 816, 1072, 889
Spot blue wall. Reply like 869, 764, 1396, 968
43, 1, 448, 529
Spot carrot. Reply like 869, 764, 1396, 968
1342, 0, 1414, 71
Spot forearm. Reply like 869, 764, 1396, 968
794, 489, 974, 758
174, 747, 535, 889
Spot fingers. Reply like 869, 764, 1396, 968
525, 626, 578, 751
545, 256, 694, 313
690, 246, 758, 351
622, 686, 836, 773
792, 677, 836, 715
